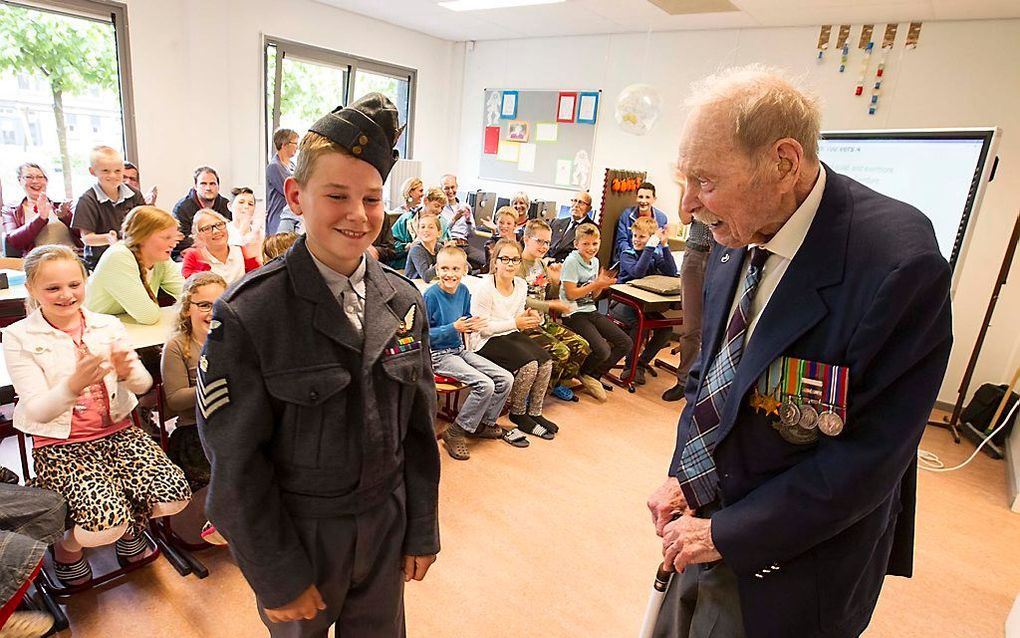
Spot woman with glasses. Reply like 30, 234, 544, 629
180, 209, 259, 283
1, 163, 81, 256
85, 206, 185, 325
471, 238, 558, 441
160, 271, 229, 545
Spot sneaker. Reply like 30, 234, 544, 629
662, 383, 686, 402
551, 384, 576, 402
0, 611, 54, 638
441, 424, 470, 460
579, 375, 607, 402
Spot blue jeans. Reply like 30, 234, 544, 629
431, 348, 513, 433
1, 483, 66, 602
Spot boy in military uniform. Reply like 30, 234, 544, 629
197, 94, 440, 638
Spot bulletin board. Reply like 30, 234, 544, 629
479, 88, 601, 191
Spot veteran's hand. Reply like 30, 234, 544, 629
647, 477, 688, 537
662, 515, 721, 573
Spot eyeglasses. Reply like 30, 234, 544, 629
528, 237, 551, 246
496, 256, 522, 265
192, 301, 214, 312
570, 198, 590, 207
197, 221, 227, 234
21, 174, 47, 181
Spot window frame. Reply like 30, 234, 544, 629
262, 35, 417, 163
2, 0, 139, 163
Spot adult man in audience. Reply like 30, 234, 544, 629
614, 181, 668, 260
661, 213, 715, 402
266, 127, 298, 235
440, 173, 484, 270
171, 165, 231, 260
548, 191, 594, 262
646, 65, 952, 638
123, 161, 157, 205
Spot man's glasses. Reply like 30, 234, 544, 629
496, 256, 522, 265
197, 221, 227, 234
570, 198, 590, 207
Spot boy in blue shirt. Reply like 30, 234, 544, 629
613, 181, 668, 261
424, 246, 514, 460
610, 216, 678, 385
559, 223, 632, 401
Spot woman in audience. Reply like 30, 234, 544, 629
1, 163, 81, 256
395, 177, 424, 216
510, 191, 531, 231
261, 232, 298, 263
180, 209, 259, 283
404, 214, 441, 282
160, 271, 228, 545
85, 206, 184, 325
484, 206, 519, 269
3, 245, 191, 586
472, 238, 558, 441
226, 187, 264, 262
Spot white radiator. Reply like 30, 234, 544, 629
386, 159, 422, 210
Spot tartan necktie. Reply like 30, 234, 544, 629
677, 246, 770, 509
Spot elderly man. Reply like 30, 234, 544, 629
647, 65, 952, 638
440, 173, 484, 270
548, 191, 595, 262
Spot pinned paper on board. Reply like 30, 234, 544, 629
500, 91, 519, 119
536, 122, 558, 142
572, 150, 591, 187
517, 143, 537, 173
577, 92, 599, 124
557, 92, 577, 123
484, 127, 500, 154
485, 91, 501, 126
555, 160, 572, 186
497, 140, 520, 162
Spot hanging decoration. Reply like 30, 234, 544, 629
614, 84, 662, 136
853, 25, 875, 96
836, 25, 851, 72
816, 25, 832, 60
868, 24, 899, 115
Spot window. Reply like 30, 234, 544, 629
264, 37, 416, 164
0, 0, 137, 202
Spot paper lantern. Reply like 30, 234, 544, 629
614, 84, 662, 136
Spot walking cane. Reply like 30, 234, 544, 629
638, 562, 673, 638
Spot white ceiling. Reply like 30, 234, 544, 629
313, 0, 1020, 41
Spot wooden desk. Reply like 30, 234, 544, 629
0, 284, 27, 303
606, 283, 684, 391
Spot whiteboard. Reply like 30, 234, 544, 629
818, 127, 1000, 287
479, 88, 600, 191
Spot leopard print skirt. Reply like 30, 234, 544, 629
31, 426, 192, 536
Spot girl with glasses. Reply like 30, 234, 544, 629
181, 209, 259, 283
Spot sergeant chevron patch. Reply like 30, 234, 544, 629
197, 372, 231, 419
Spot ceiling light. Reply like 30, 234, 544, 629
438, 0, 566, 11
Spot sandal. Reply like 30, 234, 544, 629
529, 414, 559, 436
115, 533, 153, 567
51, 548, 92, 587
466, 423, 504, 439
551, 385, 576, 402
500, 427, 530, 448
442, 424, 471, 460
200, 522, 228, 546
511, 413, 554, 440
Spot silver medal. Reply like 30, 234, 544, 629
817, 410, 845, 436
798, 404, 819, 430
778, 401, 801, 427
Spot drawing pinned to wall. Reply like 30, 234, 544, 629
518, 143, 537, 173
577, 92, 600, 124
572, 150, 591, 188
836, 24, 851, 72
906, 21, 922, 48
555, 159, 572, 186
816, 24, 832, 60
497, 140, 520, 162
507, 120, 530, 142
557, 92, 577, 123
535, 122, 558, 142
484, 126, 500, 154
614, 83, 661, 136
500, 91, 519, 119
485, 91, 501, 126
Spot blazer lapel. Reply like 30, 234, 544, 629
361, 259, 402, 369
287, 239, 363, 354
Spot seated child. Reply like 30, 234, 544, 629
483, 206, 519, 270
393, 186, 448, 257
181, 209, 260, 283
610, 217, 678, 385
424, 246, 515, 460
404, 214, 441, 282
559, 224, 632, 401
517, 219, 590, 402
160, 272, 228, 544
226, 186, 265, 261
261, 231, 299, 263
472, 238, 557, 441
70, 145, 146, 271
85, 206, 185, 325
3, 245, 191, 586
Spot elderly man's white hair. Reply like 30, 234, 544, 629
687, 64, 822, 163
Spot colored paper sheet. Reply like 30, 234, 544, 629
555, 159, 572, 186
483, 126, 500, 154
536, 122, 558, 142
577, 93, 598, 124
497, 140, 520, 162
517, 143, 537, 172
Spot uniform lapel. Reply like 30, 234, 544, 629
287, 239, 363, 354
361, 258, 402, 369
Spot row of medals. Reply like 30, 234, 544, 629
776, 398, 844, 442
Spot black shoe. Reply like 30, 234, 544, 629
662, 383, 686, 402
0, 466, 19, 485
601, 380, 615, 392
529, 413, 559, 435
634, 366, 646, 385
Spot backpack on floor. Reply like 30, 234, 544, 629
960, 383, 1019, 446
